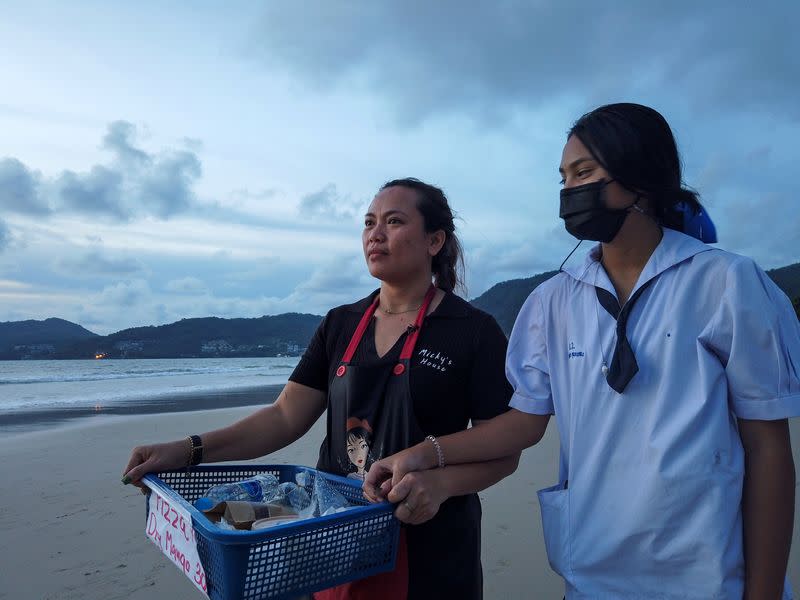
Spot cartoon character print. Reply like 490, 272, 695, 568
344, 417, 375, 481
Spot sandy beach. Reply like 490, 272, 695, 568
0, 407, 797, 599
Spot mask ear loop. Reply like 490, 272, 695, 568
628, 195, 665, 233
559, 239, 584, 272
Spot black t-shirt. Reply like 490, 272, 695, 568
290, 289, 512, 599
289, 289, 512, 432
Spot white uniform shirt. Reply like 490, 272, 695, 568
507, 229, 800, 599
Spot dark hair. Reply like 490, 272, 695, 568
346, 426, 372, 445
568, 103, 701, 232
346, 426, 374, 473
346, 426, 372, 447
380, 177, 464, 293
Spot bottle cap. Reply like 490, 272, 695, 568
194, 497, 215, 512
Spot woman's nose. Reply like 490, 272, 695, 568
369, 224, 386, 241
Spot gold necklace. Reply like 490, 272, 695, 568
378, 293, 425, 315
379, 303, 423, 315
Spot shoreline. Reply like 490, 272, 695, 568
0, 384, 284, 435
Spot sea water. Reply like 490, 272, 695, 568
0, 357, 299, 429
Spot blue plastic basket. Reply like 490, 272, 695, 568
143, 465, 400, 600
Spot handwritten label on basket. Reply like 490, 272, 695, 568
146, 488, 209, 597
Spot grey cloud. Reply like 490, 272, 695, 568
57, 249, 145, 277
100, 279, 152, 307
4, 121, 202, 221
299, 183, 360, 219
103, 121, 151, 167
137, 149, 201, 218
57, 166, 128, 219
0, 158, 50, 215
249, 1, 799, 125
100, 120, 202, 219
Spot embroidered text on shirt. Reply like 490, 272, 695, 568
567, 341, 585, 359
418, 348, 453, 372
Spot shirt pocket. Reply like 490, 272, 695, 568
537, 481, 570, 577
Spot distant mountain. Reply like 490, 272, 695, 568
65, 313, 322, 359
0, 314, 322, 360
470, 270, 559, 334
471, 261, 800, 334
766, 262, 800, 302
0, 318, 99, 358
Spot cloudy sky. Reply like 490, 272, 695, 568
1, 1, 798, 334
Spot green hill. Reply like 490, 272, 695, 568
470, 270, 558, 334
64, 313, 322, 359
1, 314, 321, 360
0, 318, 99, 358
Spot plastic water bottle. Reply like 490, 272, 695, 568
199, 474, 280, 505
278, 482, 312, 514
312, 473, 351, 516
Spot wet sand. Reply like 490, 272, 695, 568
0, 384, 284, 433
0, 406, 797, 599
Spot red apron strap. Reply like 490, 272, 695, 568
340, 294, 381, 365
338, 286, 436, 377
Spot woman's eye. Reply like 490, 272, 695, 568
559, 178, 566, 186
577, 169, 591, 178
388, 217, 401, 225
360, 442, 368, 450
364, 219, 374, 227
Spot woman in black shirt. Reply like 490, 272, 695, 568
123, 177, 517, 599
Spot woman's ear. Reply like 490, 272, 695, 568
428, 230, 446, 257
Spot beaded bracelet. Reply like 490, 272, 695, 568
426, 435, 445, 469
186, 434, 203, 467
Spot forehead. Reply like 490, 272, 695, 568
367, 186, 420, 214
559, 135, 596, 171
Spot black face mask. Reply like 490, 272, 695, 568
559, 179, 633, 243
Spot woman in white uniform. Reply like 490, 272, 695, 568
365, 103, 799, 599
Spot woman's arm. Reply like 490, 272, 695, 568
123, 381, 326, 484
739, 417, 795, 600
202, 382, 326, 462
364, 410, 549, 501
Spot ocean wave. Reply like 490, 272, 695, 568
0, 362, 298, 385
0, 377, 289, 411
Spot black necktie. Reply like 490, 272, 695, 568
595, 278, 654, 393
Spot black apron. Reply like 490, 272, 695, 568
316, 287, 483, 600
